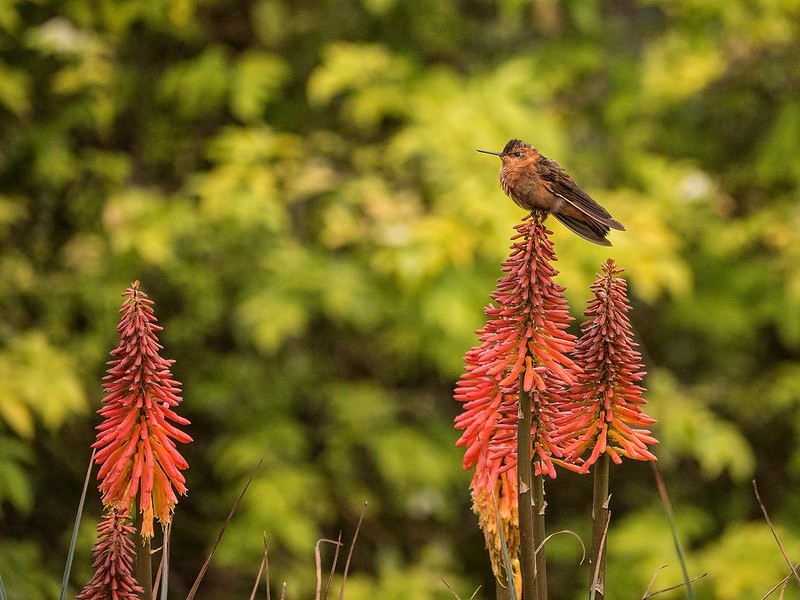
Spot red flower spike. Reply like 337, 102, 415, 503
454, 213, 581, 581
77, 509, 144, 600
93, 281, 192, 538
557, 259, 658, 469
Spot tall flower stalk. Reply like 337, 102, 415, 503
91, 281, 192, 597
558, 259, 658, 598
558, 259, 657, 467
455, 212, 579, 599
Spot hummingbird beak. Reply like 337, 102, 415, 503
476, 149, 505, 156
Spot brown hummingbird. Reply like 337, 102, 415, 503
478, 139, 625, 246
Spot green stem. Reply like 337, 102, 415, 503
136, 517, 153, 600
517, 379, 537, 600
589, 454, 610, 600
532, 472, 547, 600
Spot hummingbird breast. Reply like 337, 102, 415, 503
499, 164, 556, 212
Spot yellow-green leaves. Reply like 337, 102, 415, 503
308, 42, 413, 132
642, 32, 725, 105
0, 332, 86, 438
104, 187, 194, 265
160, 45, 230, 119
231, 50, 289, 123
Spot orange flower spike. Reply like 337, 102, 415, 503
93, 281, 192, 538
559, 259, 658, 467
455, 213, 582, 588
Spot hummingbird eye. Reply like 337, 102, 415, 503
513, 151, 522, 157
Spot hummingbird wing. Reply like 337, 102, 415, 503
537, 158, 625, 231
551, 211, 613, 246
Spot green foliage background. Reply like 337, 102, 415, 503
1, 0, 800, 598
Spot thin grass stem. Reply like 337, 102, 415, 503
60, 449, 96, 600
532, 472, 547, 600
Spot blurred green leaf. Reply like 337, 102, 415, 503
230, 50, 289, 123
607, 506, 713, 599
648, 370, 755, 481
0, 540, 61, 600
0, 437, 34, 513
697, 522, 800, 600
159, 45, 230, 119
0, 332, 87, 437
0, 64, 29, 116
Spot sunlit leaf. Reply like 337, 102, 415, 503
0, 332, 87, 437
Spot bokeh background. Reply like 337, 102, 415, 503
2, 0, 800, 598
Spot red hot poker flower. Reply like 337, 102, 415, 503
94, 281, 192, 538
455, 213, 580, 485
76, 509, 144, 600
454, 213, 581, 580
558, 259, 658, 469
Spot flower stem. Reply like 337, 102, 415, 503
589, 453, 610, 600
137, 523, 153, 600
517, 378, 538, 600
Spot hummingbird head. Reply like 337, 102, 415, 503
477, 139, 538, 165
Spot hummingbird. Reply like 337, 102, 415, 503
478, 139, 625, 246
